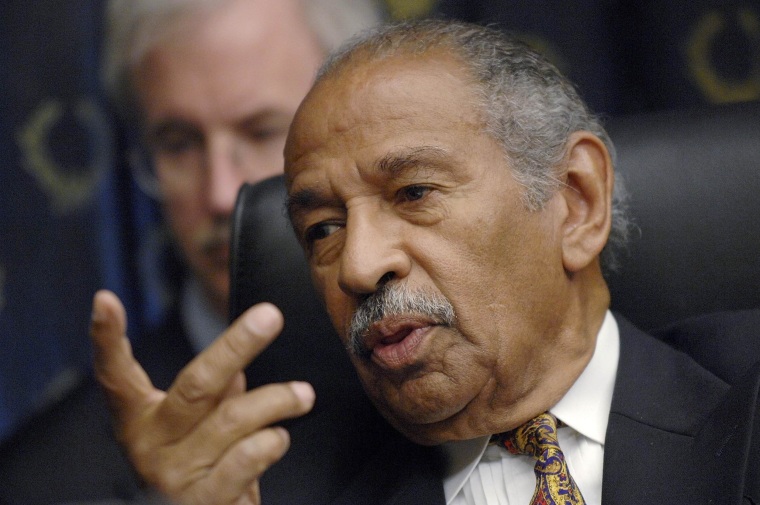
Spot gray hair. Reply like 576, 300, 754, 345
317, 19, 632, 272
101, 0, 383, 122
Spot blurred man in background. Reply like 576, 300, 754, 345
102, 0, 380, 358
0, 1, 383, 504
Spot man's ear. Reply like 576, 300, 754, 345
559, 131, 614, 273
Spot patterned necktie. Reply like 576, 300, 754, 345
491, 413, 586, 505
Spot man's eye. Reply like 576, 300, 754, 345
246, 126, 288, 143
305, 222, 342, 244
152, 133, 199, 155
398, 185, 431, 202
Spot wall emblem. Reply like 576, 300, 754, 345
384, 0, 437, 19
687, 7, 760, 103
16, 97, 112, 215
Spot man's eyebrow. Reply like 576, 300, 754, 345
237, 107, 293, 128
143, 118, 197, 142
145, 108, 291, 140
375, 146, 449, 177
287, 146, 450, 221
286, 189, 336, 223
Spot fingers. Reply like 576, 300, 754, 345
175, 381, 315, 465
90, 290, 159, 419
144, 381, 314, 505
170, 427, 289, 505
90, 295, 313, 505
210, 427, 289, 504
140, 382, 314, 503
219, 371, 247, 401
157, 303, 286, 437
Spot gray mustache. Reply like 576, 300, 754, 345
347, 284, 456, 359
197, 222, 230, 255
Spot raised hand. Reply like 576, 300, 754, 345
89, 290, 315, 505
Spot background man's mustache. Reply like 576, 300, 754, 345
194, 221, 231, 255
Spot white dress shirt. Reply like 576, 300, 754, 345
443, 311, 620, 505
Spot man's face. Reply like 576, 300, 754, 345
285, 54, 590, 445
133, 0, 324, 313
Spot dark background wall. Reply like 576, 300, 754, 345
0, 0, 757, 443
432, 0, 760, 116
1, 0, 122, 441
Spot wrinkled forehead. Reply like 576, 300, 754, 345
283, 69, 362, 181
284, 50, 482, 186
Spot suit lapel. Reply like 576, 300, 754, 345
694, 361, 760, 504
602, 316, 731, 503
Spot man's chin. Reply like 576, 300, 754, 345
368, 391, 470, 446
193, 268, 230, 313
205, 247, 230, 271
386, 415, 460, 447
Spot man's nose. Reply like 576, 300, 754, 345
205, 140, 248, 216
337, 208, 412, 296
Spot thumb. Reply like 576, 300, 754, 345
90, 290, 160, 419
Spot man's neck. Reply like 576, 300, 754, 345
181, 276, 228, 353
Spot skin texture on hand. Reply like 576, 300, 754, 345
90, 290, 316, 505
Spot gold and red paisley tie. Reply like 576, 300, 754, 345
491, 413, 586, 505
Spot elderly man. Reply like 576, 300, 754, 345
0, 1, 384, 504
92, 19, 760, 505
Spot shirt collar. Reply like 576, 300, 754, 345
550, 310, 619, 445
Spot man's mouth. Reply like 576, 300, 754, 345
203, 242, 230, 267
347, 283, 457, 366
196, 223, 231, 266
363, 316, 438, 370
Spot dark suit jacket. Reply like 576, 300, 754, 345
603, 314, 760, 504
1, 311, 757, 504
